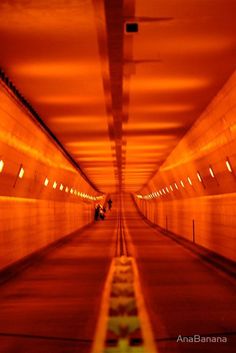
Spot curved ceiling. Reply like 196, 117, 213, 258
0, 0, 236, 193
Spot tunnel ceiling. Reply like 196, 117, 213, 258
0, 0, 236, 193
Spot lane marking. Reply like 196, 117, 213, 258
91, 256, 158, 353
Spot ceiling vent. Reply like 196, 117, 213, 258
125, 22, 138, 33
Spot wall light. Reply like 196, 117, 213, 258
65, 187, 69, 193
162, 188, 166, 194
170, 185, 173, 191
209, 166, 215, 178
59, 184, 64, 191
174, 183, 178, 190
180, 180, 185, 188
159, 190, 162, 195
187, 177, 192, 185
18, 166, 24, 178
166, 187, 169, 193
0, 160, 4, 173
44, 177, 49, 186
226, 159, 233, 173
70, 188, 74, 194
53, 181, 57, 189
197, 171, 202, 182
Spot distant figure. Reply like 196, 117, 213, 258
94, 204, 100, 221
99, 205, 105, 220
107, 198, 112, 210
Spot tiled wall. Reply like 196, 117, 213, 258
0, 80, 98, 271
136, 71, 236, 262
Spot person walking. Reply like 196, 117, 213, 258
107, 198, 112, 210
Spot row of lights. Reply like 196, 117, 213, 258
0, 160, 25, 178
0, 159, 103, 201
44, 177, 103, 201
137, 159, 234, 200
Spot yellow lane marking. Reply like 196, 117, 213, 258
91, 256, 158, 353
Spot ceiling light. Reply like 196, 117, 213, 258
0, 160, 4, 173
226, 159, 233, 173
18, 166, 24, 179
209, 166, 215, 178
44, 178, 49, 186
197, 171, 202, 182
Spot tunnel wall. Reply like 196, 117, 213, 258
0, 80, 99, 271
136, 71, 236, 262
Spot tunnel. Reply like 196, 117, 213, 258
0, 1, 236, 353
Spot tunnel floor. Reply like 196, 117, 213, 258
0, 195, 236, 353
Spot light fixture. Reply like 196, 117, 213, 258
44, 177, 49, 186
166, 187, 169, 193
162, 188, 166, 194
209, 166, 215, 178
175, 183, 178, 190
226, 159, 233, 173
187, 177, 192, 185
159, 190, 162, 195
18, 166, 24, 178
0, 160, 4, 173
65, 187, 69, 193
180, 180, 185, 188
170, 185, 173, 191
70, 188, 73, 194
197, 171, 202, 182
53, 181, 57, 189
74, 190, 77, 195
59, 184, 64, 191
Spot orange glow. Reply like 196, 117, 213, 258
13, 62, 100, 77
132, 103, 195, 113
1, 0, 236, 196
131, 77, 211, 92
50, 116, 106, 124
125, 122, 183, 130
36, 95, 103, 105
